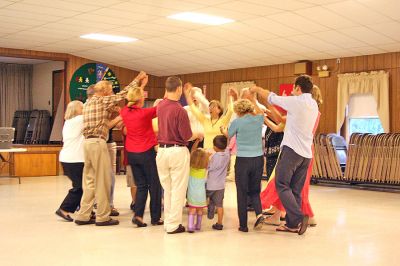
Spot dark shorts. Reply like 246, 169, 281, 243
206, 189, 225, 208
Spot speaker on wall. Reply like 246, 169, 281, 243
294, 61, 312, 75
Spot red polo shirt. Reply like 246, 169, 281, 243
121, 106, 157, 153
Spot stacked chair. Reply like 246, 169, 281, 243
312, 134, 344, 180
12, 111, 31, 144
313, 133, 400, 186
344, 133, 400, 184
23, 110, 51, 144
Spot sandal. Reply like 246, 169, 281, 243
55, 208, 73, 222
276, 225, 299, 233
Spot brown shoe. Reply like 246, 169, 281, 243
110, 208, 120, 216
75, 218, 96, 225
298, 216, 309, 235
95, 218, 119, 226
167, 224, 185, 234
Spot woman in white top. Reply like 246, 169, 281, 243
55, 100, 85, 222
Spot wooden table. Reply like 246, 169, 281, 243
0, 148, 27, 184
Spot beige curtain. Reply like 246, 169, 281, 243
220, 81, 255, 109
0, 63, 33, 127
337, 71, 389, 132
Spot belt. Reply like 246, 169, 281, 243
158, 143, 185, 148
86, 135, 105, 140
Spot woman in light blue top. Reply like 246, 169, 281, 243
222, 98, 265, 232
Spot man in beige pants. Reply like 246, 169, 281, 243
156, 77, 201, 234
75, 71, 147, 226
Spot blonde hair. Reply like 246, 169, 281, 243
209, 100, 224, 118
190, 148, 209, 169
126, 87, 144, 107
234, 99, 254, 116
64, 100, 83, 120
94, 80, 112, 94
311, 85, 323, 107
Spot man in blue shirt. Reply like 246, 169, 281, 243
251, 75, 318, 235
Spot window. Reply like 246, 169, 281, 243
349, 117, 384, 136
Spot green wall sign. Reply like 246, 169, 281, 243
69, 63, 120, 102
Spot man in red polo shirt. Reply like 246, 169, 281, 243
156, 76, 201, 234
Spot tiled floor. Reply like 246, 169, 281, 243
0, 175, 399, 266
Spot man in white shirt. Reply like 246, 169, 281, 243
183, 86, 209, 150
251, 75, 318, 235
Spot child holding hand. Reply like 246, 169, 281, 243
187, 138, 209, 233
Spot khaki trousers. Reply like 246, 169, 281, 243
156, 146, 190, 233
107, 142, 117, 206
76, 138, 111, 222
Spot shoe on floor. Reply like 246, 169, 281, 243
308, 217, 317, 227
212, 223, 223, 230
132, 217, 147, 227
96, 218, 119, 226
130, 202, 135, 212
238, 226, 249, 233
167, 224, 185, 234
75, 218, 96, 225
55, 208, 73, 222
264, 215, 281, 226
151, 220, 164, 226
254, 215, 265, 230
298, 216, 309, 235
110, 208, 119, 216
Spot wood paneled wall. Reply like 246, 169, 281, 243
1, 47, 399, 133
155, 52, 400, 134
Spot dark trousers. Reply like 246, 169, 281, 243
60, 162, 84, 213
235, 156, 263, 228
275, 146, 311, 228
128, 147, 162, 223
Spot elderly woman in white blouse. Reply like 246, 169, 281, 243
55, 100, 85, 222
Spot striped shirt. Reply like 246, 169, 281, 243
83, 80, 138, 140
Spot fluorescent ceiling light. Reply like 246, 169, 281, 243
167, 12, 234, 25
80, 33, 137, 43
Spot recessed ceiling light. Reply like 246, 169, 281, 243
80, 33, 137, 43
167, 12, 234, 25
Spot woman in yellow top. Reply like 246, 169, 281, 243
183, 83, 238, 150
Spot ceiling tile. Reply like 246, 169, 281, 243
286, 34, 341, 51
360, 0, 400, 20
367, 22, 400, 42
294, 6, 359, 29
349, 46, 386, 56
379, 43, 400, 52
213, 1, 282, 16
339, 26, 395, 45
6, 3, 80, 17
242, 17, 299, 37
267, 38, 318, 54
20, 0, 98, 12
245, 0, 314, 11
311, 30, 367, 48
268, 12, 330, 33
325, 0, 392, 25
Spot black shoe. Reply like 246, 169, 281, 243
263, 211, 274, 216
132, 217, 147, 227
90, 211, 96, 220
280, 216, 286, 221
167, 224, 186, 234
75, 218, 96, 225
207, 205, 215, 220
130, 202, 135, 212
254, 215, 265, 230
55, 209, 73, 222
96, 218, 119, 226
151, 220, 164, 226
298, 216, 309, 235
238, 227, 249, 232
212, 223, 223, 230
110, 208, 120, 216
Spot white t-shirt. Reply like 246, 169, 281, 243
59, 115, 84, 163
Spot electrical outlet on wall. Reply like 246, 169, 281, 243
337, 58, 341, 64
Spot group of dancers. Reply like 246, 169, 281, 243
55, 70, 322, 235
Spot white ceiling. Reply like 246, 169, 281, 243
0, 0, 399, 76
0, 56, 50, 64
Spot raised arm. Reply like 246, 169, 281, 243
264, 117, 284, 133
184, 83, 206, 124
220, 88, 237, 126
